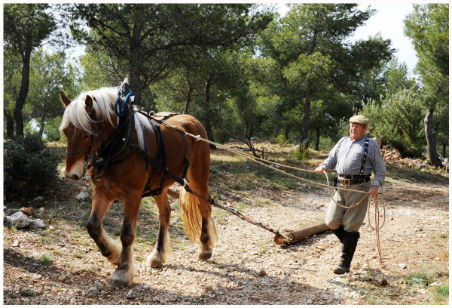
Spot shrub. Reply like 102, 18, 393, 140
273, 134, 288, 145
363, 88, 425, 158
291, 146, 311, 160
4, 133, 60, 203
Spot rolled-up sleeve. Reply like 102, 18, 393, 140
369, 140, 386, 186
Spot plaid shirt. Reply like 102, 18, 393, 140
320, 135, 386, 186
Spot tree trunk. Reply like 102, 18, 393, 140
183, 85, 194, 114
300, 81, 312, 149
129, 22, 143, 105
38, 108, 47, 137
203, 78, 216, 149
14, 48, 32, 139
5, 110, 15, 139
315, 126, 320, 151
424, 107, 442, 167
129, 54, 142, 106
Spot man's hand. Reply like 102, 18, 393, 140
368, 185, 379, 197
315, 166, 326, 174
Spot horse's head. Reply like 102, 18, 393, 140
59, 90, 96, 180
59, 83, 137, 180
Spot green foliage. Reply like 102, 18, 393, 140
4, 4, 56, 53
404, 4, 448, 165
404, 272, 430, 287
26, 49, 80, 139
257, 4, 393, 147
434, 285, 448, 301
363, 59, 426, 157
4, 4, 58, 138
405, 4, 449, 77
40, 254, 52, 265
70, 3, 272, 106
273, 134, 288, 145
363, 88, 425, 157
4, 3, 441, 163
4, 134, 61, 202
19, 289, 36, 297
291, 146, 311, 161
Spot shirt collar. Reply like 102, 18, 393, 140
349, 135, 367, 142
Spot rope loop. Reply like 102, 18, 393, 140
143, 112, 386, 261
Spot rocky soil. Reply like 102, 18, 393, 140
3, 146, 449, 305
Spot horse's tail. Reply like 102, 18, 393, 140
179, 187, 217, 244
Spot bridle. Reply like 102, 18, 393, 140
66, 134, 95, 161
65, 109, 103, 174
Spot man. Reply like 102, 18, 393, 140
315, 114, 385, 274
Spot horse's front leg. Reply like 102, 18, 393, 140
147, 190, 171, 268
87, 189, 121, 265
108, 194, 141, 288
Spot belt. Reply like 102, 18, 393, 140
337, 174, 370, 186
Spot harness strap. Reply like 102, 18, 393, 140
177, 130, 190, 180
359, 136, 370, 175
135, 144, 189, 198
142, 114, 191, 197
143, 120, 163, 196
97, 109, 134, 173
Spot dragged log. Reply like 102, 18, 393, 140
274, 223, 329, 245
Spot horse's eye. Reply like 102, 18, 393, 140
82, 134, 90, 139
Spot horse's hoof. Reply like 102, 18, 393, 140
108, 270, 133, 288
146, 253, 163, 269
198, 250, 212, 261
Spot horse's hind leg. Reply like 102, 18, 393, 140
146, 190, 171, 268
108, 194, 141, 288
183, 140, 217, 261
197, 194, 217, 260
181, 180, 217, 260
87, 189, 121, 265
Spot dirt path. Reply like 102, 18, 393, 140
3, 154, 449, 304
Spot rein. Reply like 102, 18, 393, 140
70, 89, 384, 259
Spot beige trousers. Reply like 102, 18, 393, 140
325, 182, 370, 232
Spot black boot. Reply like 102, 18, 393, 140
332, 225, 345, 243
334, 231, 360, 274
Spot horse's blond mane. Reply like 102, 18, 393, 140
59, 87, 152, 151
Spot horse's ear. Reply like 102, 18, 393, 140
59, 90, 71, 107
85, 95, 93, 113
119, 77, 130, 96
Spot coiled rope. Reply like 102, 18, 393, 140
147, 112, 385, 263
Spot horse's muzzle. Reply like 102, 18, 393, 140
64, 167, 85, 180
70, 174, 81, 180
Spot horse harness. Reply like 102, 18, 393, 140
136, 111, 191, 197
71, 95, 191, 198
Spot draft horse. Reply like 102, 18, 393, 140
59, 81, 217, 287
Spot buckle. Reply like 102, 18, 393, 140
339, 178, 351, 186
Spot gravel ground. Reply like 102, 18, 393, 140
3, 158, 449, 305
